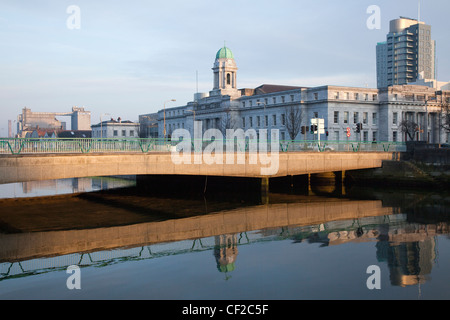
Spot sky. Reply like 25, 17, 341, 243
1, 0, 449, 136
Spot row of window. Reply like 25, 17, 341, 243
242, 95, 296, 108
242, 91, 379, 107
333, 111, 378, 125
332, 92, 378, 101
333, 111, 403, 126
164, 123, 403, 142
92, 129, 136, 137
166, 110, 403, 134
167, 122, 185, 133
242, 114, 285, 128
165, 109, 184, 117
331, 130, 400, 142
113, 130, 136, 137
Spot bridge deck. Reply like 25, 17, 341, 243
0, 151, 399, 184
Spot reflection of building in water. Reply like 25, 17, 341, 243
214, 234, 239, 278
13, 177, 135, 198
71, 178, 93, 193
293, 213, 443, 288
21, 178, 93, 195
376, 237, 436, 287
91, 176, 136, 190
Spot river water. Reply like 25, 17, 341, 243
0, 176, 449, 301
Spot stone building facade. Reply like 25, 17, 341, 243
91, 118, 140, 139
150, 46, 449, 144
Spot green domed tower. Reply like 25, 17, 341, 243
211, 45, 239, 97
215, 46, 235, 60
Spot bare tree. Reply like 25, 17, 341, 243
220, 109, 237, 134
440, 101, 450, 134
400, 119, 419, 141
285, 105, 303, 141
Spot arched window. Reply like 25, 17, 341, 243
227, 73, 231, 85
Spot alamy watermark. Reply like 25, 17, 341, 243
66, 265, 81, 290
366, 265, 381, 289
366, 5, 381, 30
66, 5, 81, 30
170, 122, 280, 176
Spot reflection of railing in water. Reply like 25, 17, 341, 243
0, 232, 252, 280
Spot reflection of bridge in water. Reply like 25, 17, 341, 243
0, 198, 393, 263
1, 197, 449, 287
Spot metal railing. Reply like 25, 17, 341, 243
0, 138, 406, 155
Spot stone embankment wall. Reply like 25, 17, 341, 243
347, 143, 450, 188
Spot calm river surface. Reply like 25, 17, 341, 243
0, 176, 449, 300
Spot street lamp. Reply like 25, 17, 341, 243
163, 99, 176, 139
100, 113, 110, 139
185, 109, 196, 121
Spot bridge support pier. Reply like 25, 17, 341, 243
261, 177, 269, 205
302, 171, 347, 196
333, 170, 346, 196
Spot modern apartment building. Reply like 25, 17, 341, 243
377, 17, 436, 88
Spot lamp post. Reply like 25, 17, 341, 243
163, 99, 176, 139
100, 113, 110, 140
185, 109, 196, 121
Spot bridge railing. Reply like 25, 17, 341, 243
0, 138, 406, 155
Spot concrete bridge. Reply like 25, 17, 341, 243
0, 151, 399, 185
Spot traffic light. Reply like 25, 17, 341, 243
356, 123, 363, 133
310, 125, 317, 133
301, 126, 306, 134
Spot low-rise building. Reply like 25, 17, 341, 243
16, 106, 91, 138
138, 113, 158, 138
91, 118, 140, 139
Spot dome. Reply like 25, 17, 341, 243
216, 46, 234, 60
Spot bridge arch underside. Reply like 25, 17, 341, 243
0, 152, 397, 186
135, 172, 348, 201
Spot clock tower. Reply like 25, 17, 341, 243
210, 45, 240, 98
